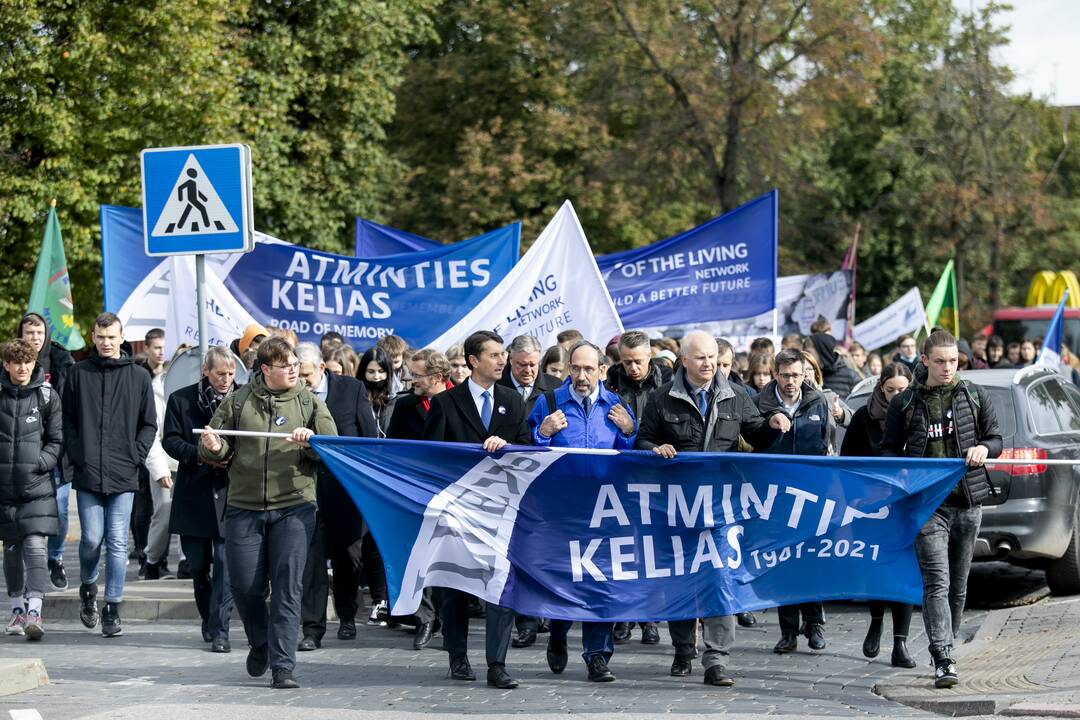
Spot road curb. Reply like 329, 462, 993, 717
1002, 703, 1080, 718
0, 659, 49, 697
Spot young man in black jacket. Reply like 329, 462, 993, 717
881, 330, 1002, 689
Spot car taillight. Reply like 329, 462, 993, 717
987, 447, 1048, 475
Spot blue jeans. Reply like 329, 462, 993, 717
77, 490, 135, 603
549, 620, 615, 663
48, 480, 70, 563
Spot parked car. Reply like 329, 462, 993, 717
845, 366, 1080, 595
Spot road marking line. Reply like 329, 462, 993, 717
10, 710, 44, 720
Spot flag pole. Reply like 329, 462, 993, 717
195, 254, 209, 362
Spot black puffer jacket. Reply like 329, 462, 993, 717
62, 349, 157, 495
605, 360, 672, 423
0, 367, 62, 540
880, 377, 1003, 507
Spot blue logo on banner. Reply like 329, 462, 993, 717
310, 437, 962, 621
596, 190, 778, 327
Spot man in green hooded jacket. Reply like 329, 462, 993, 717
200, 337, 336, 690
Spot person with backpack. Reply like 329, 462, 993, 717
880, 330, 1002, 689
1, 339, 63, 641
199, 337, 337, 690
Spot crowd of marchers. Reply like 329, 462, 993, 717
0, 311, 1023, 691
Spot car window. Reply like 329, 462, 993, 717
983, 387, 1016, 438
1056, 381, 1080, 433
1027, 381, 1064, 435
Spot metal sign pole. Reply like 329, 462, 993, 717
195, 253, 208, 362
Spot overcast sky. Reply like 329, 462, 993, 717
959, 0, 1080, 105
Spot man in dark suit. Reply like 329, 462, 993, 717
161, 345, 236, 653
499, 334, 562, 416
295, 343, 378, 651
421, 330, 531, 690
386, 348, 451, 649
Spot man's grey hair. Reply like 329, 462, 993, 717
507, 334, 543, 356
619, 330, 651, 351
203, 345, 237, 371
567, 340, 605, 367
294, 342, 323, 367
680, 330, 718, 357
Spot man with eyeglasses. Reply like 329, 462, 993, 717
636, 331, 788, 687
531, 340, 637, 683
754, 348, 833, 655
200, 337, 337, 689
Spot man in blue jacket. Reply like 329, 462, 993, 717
529, 340, 636, 683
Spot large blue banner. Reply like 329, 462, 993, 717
355, 217, 442, 256
311, 437, 961, 621
100, 205, 520, 347
595, 190, 778, 328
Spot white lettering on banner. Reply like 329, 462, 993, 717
270, 279, 391, 319
568, 480, 891, 583
391, 451, 564, 617
283, 250, 493, 290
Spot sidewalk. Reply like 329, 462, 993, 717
875, 596, 1080, 717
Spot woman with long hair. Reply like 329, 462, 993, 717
840, 361, 917, 668
358, 347, 396, 438
744, 352, 773, 393
542, 344, 569, 381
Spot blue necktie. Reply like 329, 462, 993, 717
480, 390, 492, 429
697, 389, 709, 417
583, 397, 592, 417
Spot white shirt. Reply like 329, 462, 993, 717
775, 385, 802, 417
467, 378, 496, 421
512, 377, 533, 401
313, 370, 329, 402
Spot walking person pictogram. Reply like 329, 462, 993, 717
166, 168, 225, 234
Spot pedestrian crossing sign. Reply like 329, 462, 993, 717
140, 143, 254, 256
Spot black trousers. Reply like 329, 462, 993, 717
225, 503, 316, 673
180, 535, 232, 640
868, 601, 913, 637
778, 602, 825, 636
130, 467, 153, 559
300, 515, 363, 640
439, 588, 514, 667
361, 532, 387, 603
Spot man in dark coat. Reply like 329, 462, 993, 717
162, 345, 237, 653
636, 331, 787, 687
295, 342, 378, 652
755, 348, 833, 655
422, 330, 531, 690
18, 312, 74, 590
880, 330, 1002, 689
63, 312, 157, 638
386, 348, 452, 649
1, 338, 63, 641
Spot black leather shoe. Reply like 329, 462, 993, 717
805, 623, 826, 650
704, 665, 735, 686
613, 622, 632, 644
641, 624, 660, 645
246, 645, 270, 677
891, 637, 916, 668
211, 636, 231, 653
337, 621, 357, 640
546, 638, 568, 674
487, 665, 519, 689
297, 636, 318, 651
449, 655, 476, 681
736, 612, 757, 628
201, 622, 213, 643
271, 668, 300, 689
587, 655, 615, 682
863, 618, 883, 658
413, 621, 434, 650
511, 628, 537, 648
670, 656, 692, 677
774, 634, 798, 654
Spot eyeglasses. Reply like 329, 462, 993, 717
270, 361, 300, 371
777, 372, 802, 381
569, 365, 599, 376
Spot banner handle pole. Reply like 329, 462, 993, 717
772, 307, 779, 343
196, 253, 209, 362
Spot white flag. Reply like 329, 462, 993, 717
853, 287, 927, 351
165, 254, 259, 355
427, 200, 623, 351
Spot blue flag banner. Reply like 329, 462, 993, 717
224, 223, 520, 346
100, 204, 521, 347
595, 190, 778, 328
355, 217, 442, 256
311, 437, 962, 621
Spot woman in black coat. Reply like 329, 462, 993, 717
0, 340, 63, 640
840, 361, 915, 668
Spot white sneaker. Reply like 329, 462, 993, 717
5, 608, 25, 636
367, 600, 388, 626
24, 610, 43, 641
